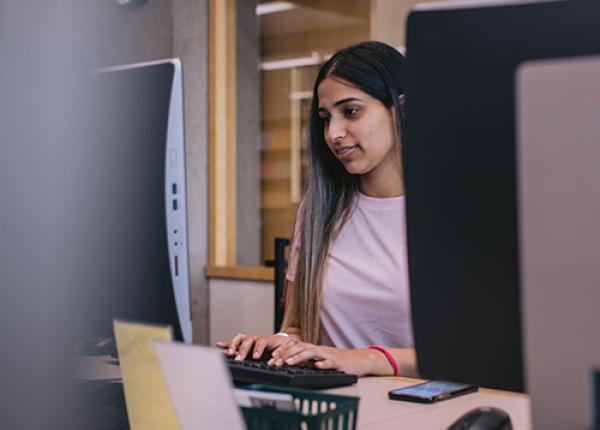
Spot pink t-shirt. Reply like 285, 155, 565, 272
286, 193, 414, 349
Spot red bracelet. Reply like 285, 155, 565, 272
369, 345, 399, 376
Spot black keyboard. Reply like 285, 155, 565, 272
225, 356, 358, 389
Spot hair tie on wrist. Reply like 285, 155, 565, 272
369, 345, 399, 376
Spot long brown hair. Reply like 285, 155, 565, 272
282, 41, 407, 343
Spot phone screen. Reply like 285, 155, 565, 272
389, 381, 477, 403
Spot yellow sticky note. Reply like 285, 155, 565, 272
113, 320, 179, 430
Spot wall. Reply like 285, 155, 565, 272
209, 1, 273, 345
236, 0, 262, 266
173, 0, 211, 344
209, 278, 274, 344
370, 0, 423, 49
95, 1, 174, 67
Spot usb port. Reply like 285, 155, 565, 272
172, 199, 178, 210
172, 183, 177, 194
174, 255, 179, 277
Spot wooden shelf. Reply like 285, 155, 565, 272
205, 265, 274, 282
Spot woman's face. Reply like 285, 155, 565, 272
317, 76, 399, 177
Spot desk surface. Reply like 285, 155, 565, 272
76, 355, 532, 429
328, 377, 531, 430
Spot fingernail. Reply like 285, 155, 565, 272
235, 354, 242, 361
286, 358, 295, 364
253, 352, 259, 359
276, 359, 283, 366
229, 348, 234, 354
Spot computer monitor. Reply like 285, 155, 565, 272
404, 0, 600, 391
518, 54, 600, 430
81, 59, 192, 342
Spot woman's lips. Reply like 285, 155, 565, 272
335, 145, 358, 160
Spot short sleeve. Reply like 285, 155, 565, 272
286, 206, 303, 283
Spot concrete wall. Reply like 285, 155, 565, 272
370, 0, 423, 49
209, 278, 274, 345
236, 0, 262, 266
95, 1, 174, 67
173, 0, 211, 344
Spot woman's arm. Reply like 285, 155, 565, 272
278, 279, 302, 340
369, 347, 418, 377
269, 341, 418, 377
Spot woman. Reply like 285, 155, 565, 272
217, 41, 417, 378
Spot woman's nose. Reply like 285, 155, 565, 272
326, 118, 346, 144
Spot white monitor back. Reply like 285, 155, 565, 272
517, 55, 600, 430
91, 59, 192, 342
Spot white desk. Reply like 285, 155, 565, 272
76, 356, 531, 429
328, 377, 531, 430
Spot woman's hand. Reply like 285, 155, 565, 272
216, 333, 297, 361
269, 340, 387, 377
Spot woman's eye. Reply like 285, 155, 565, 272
345, 107, 359, 117
321, 116, 330, 124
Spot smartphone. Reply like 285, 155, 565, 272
388, 380, 478, 403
